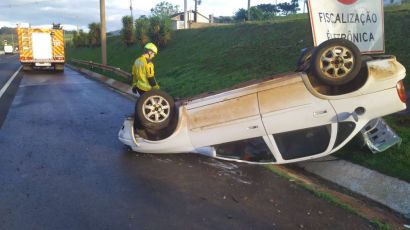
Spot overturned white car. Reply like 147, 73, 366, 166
119, 39, 407, 164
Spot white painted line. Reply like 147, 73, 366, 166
0, 66, 23, 99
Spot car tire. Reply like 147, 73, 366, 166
310, 38, 362, 86
135, 89, 175, 131
296, 47, 314, 72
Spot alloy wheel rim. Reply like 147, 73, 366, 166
319, 46, 355, 79
142, 95, 170, 123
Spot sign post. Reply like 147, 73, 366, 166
308, 0, 385, 54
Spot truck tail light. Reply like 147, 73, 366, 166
20, 57, 32, 61
397, 80, 407, 103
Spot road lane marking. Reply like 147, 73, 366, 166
0, 66, 23, 100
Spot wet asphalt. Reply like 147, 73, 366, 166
0, 54, 22, 127
0, 59, 376, 229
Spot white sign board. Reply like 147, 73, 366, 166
308, 0, 385, 54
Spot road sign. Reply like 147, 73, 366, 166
308, 0, 384, 54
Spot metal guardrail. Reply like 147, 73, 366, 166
71, 59, 131, 82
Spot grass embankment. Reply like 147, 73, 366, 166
67, 18, 314, 98
67, 4, 410, 182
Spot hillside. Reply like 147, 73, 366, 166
67, 5, 410, 98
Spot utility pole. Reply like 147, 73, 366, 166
247, 0, 251, 21
130, 0, 133, 21
194, 0, 197, 22
100, 0, 107, 65
184, 0, 188, 29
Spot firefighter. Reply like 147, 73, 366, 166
131, 43, 160, 96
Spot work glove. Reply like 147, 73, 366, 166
132, 86, 138, 94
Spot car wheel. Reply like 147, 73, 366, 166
310, 38, 362, 86
296, 47, 314, 72
135, 89, 175, 131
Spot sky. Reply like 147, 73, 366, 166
0, 0, 296, 32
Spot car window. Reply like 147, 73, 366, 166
334, 122, 356, 148
214, 137, 276, 163
274, 125, 331, 160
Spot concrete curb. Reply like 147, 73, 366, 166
66, 64, 137, 98
298, 156, 410, 217
68, 63, 410, 217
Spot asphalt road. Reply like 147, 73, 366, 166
0, 54, 20, 89
0, 60, 376, 229
0, 54, 22, 127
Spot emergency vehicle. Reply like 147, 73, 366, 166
16, 23, 65, 71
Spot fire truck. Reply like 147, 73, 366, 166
16, 23, 65, 71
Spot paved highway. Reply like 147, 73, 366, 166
0, 57, 375, 229
0, 54, 22, 127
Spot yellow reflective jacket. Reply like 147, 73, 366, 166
132, 55, 159, 91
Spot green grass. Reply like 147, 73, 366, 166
336, 116, 410, 183
66, 3, 410, 181
67, 19, 314, 98
67, 5, 410, 96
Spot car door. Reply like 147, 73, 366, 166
186, 90, 266, 149
258, 78, 338, 163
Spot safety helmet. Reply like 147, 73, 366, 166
144, 43, 158, 55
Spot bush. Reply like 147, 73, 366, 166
149, 16, 172, 48
72, 29, 89, 47
135, 16, 172, 48
88, 22, 101, 47
135, 16, 150, 46
122, 16, 135, 46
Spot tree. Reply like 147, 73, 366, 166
135, 16, 150, 46
72, 29, 88, 47
234, 7, 265, 22
277, 1, 299, 16
256, 4, 280, 15
249, 7, 264, 21
0, 27, 16, 35
148, 16, 172, 48
88, 22, 101, 47
277, 2, 293, 16
121, 16, 135, 46
234, 8, 247, 21
150, 1, 179, 18
290, 0, 300, 14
